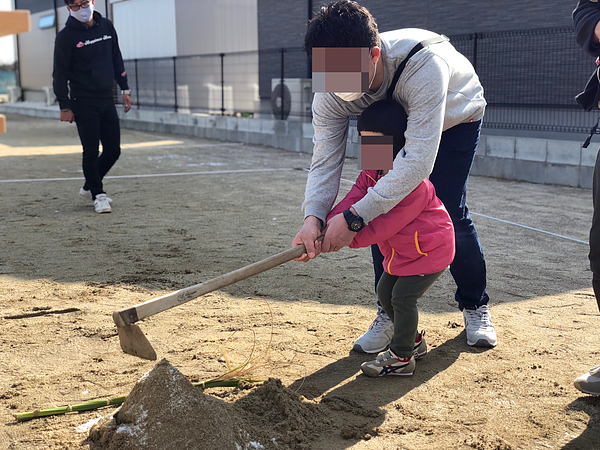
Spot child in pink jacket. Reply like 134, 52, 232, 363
326, 100, 455, 377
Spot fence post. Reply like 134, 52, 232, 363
134, 59, 139, 109
220, 53, 225, 116
173, 56, 178, 112
472, 33, 478, 72
280, 47, 285, 120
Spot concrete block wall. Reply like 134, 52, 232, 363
1, 102, 595, 189
118, 108, 595, 189
472, 135, 594, 189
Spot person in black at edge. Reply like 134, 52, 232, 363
53, 0, 131, 214
574, 0, 600, 396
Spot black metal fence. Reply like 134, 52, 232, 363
119, 26, 600, 134
451, 27, 596, 134
122, 50, 263, 117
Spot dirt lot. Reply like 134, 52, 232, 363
1, 113, 599, 449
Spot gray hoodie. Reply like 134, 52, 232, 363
302, 28, 486, 224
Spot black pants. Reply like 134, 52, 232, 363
72, 97, 121, 198
589, 149, 600, 311
372, 121, 488, 310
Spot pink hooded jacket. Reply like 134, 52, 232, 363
327, 170, 455, 277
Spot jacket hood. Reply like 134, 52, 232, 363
65, 9, 103, 30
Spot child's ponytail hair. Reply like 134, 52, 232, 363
357, 100, 408, 159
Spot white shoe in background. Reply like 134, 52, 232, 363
79, 186, 92, 200
94, 194, 112, 214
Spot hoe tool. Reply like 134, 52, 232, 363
113, 240, 320, 360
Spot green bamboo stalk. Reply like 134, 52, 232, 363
14, 396, 127, 422
14, 378, 259, 422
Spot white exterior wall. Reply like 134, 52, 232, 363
111, 0, 177, 59
110, 0, 258, 57
17, 10, 55, 90
175, 0, 258, 56
107, 0, 258, 114
174, 0, 259, 114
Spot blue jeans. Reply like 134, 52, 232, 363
371, 120, 488, 310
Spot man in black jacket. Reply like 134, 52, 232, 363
53, 0, 131, 214
574, 0, 600, 396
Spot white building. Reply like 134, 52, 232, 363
14, 0, 258, 114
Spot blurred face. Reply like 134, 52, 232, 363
311, 47, 380, 100
358, 131, 394, 171
67, 0, 93, 11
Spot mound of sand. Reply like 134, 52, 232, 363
88, 359, 265, 450
234, 378, 331, 448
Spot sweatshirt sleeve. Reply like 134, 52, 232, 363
52, 31, 72, 110
350, 181, 431, 249
109, 20, 129, 90
326, 172, 370, 223
352, 55, 448, 224
302, 93, 350, 223
574, 1, 600, 56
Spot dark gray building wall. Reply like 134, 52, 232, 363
258, 0, 575, 50
258, 0, 312, 101
373, 1, 573, 36
257, 0, 578, 100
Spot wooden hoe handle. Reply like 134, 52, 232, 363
113, 242, 315, 327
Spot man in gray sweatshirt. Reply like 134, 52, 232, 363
292, 0, 497, 351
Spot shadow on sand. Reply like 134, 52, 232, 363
289, 331, 492, 447
562, 395, 600, 449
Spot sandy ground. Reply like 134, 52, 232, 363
0, 113, 599, 449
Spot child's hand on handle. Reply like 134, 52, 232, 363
292, 216, 324, 262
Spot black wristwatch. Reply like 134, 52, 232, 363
343, 209, 365, 232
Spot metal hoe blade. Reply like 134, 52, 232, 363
116, 324, 157, 361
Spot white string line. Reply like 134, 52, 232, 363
338, 175, 589, 246
469, 212, 589, 245
0, 168, 295, 183
2, 164, 589, 245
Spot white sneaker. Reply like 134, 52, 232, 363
81, 187, 112, 203
574, 366, 600, 395
79, 186, 92, 200
463, 304, 497, 347
353, 309, 394, 354
94, 194, 112, 214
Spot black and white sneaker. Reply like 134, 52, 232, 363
361, 349, 415, 377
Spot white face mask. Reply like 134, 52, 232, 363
335, 91, 365, 102
335, 56, 378, 102
71, 3, 94, 23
